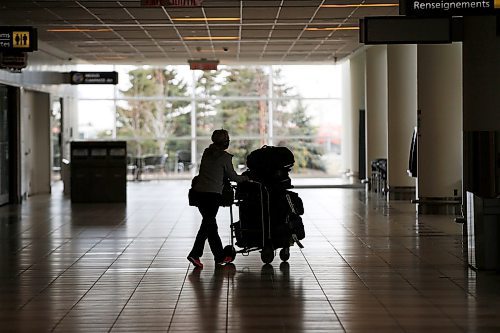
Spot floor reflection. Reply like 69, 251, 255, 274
229, 262, 304, 332
187, 265, 229, 332
2, 181, 500, 332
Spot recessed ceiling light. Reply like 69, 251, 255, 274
47, 28, 113, 32
183, 36, 239, 40
321, 3, 399, 8
305, 27, 359, 31
172, 17, 240, 22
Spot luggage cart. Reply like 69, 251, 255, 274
223, 181, 304, 264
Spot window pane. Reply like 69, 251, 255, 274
194, 138, 258, 173
116, 66, 191, 98
216, 66, 270, 97
78, 100, 115, 139
115, 99, 191, 150
274, 65, 342, 99
273, 98, 341, 145
196, 100, 268, 139
273, 138, 341, 177
125, 138, 191, 180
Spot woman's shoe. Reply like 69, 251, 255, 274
187, 256, 203, 268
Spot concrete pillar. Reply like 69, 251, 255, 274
417, 43, 462, 214
462, 16, 500, 199
386, 44, 417, 200
344, 52, 365, 180
365, 46, 388, 182
462, 16, 500, 270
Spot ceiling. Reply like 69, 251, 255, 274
0, 0, 400, 65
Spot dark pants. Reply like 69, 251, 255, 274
189, 192, 224, 263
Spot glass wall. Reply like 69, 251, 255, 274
76, 64, 343, 179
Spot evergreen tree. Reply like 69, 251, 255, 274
117, 65, 323, 173
216, 67, 271, 165
195, 70, 221, 138
116, 67, 190, 158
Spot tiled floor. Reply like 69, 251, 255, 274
1, 180, 500, 332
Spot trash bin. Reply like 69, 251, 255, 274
70, 141, 127, 203
467, 191, 500, 270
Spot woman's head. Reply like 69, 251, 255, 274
211, 129, 230, 149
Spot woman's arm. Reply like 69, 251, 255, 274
224, 155, 248, 183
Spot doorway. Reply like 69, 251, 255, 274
51, 98, 63, 183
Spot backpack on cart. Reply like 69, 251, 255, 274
246, 145, 294, 189
247, 145, 294, 171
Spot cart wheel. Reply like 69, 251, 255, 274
260, 247, 274, 264
279, 247, 290, 262
223, 245, 236, 262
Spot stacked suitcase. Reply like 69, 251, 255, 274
226, 145, 305, 264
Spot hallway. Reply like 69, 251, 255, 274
1, 181, 499, 332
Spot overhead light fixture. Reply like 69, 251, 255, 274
171, 17, 240, 21
97, 56, 128, 60
47, 28, 113, 32
305, 26, 360, 31
183, 36, 239, 40
321, 3, 399, 8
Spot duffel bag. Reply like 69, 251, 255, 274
247, 145, 294, 171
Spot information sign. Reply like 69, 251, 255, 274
400, 0, 499, 16
0, 26, 37, 52
69, 71, 118, 85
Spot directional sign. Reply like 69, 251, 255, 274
0, 26, 37, 52
69, 71, 118, 85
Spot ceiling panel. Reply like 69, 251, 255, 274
0, 0, 400, 65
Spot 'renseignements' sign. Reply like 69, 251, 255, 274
400, 0, 500, 16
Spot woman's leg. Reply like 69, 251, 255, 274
189, 194, 223, 261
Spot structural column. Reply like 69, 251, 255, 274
365, 46, 388, 182
462, 16, 500, 199
417, 43, 462, 214
386, 44, 417, 200
343, 51, 365, 180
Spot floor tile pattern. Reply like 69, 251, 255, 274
1, 181, 500, 332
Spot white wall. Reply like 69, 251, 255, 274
0, 54, 78, 200
343, 52, 366, 179
365, 46, 388, 178
387, 45, 417, 188
21, 90, 51, 196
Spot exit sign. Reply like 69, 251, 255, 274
141, 0, 203, 7
188, 59, 219, 71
